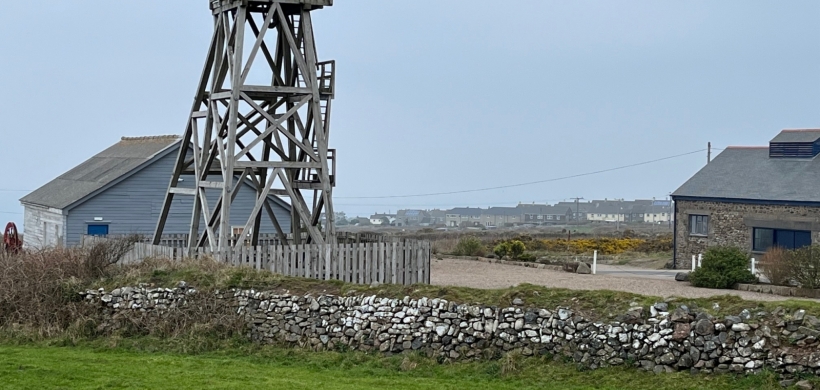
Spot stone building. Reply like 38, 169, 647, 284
671, 129, 820, 269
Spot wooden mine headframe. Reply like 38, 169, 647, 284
154, 0, 336, 250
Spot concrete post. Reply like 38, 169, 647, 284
592, 250, 597, 275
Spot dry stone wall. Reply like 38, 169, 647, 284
82, 285, 820, 377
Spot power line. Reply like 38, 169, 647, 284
337, 148, 707, 199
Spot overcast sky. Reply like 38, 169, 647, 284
1, 0, 818, 224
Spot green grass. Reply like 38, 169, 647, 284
0, 341, 799, 390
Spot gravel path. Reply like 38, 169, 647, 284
431, 258, 818, 302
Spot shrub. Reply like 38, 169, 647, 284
452, 236, 485, 256
690, 246, 755, 289
517, 253, 536, 262
493, 242, 511, 259
758, 247, 791, 286
785, 245, 820, 289
508, 240, 526, 259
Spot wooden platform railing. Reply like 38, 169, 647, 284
81, 236, 430, 285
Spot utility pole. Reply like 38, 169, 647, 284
707, 142, 711, 164
570, 197, 584, 225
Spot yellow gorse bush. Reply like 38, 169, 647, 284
516, 236, 671, 255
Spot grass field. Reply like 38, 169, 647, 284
0, 342, 799, 390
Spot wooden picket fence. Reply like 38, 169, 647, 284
81, 236, 430, 285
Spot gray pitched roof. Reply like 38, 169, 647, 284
21, 136, 181, 209
486, 207, 520, 216
770, 129, 820, 143
516, 204, 571, 215
587, 202, 627, 214
672, 146, 820, 203
446, 207, 483, 217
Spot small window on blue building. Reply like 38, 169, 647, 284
753, 228, 811, 252
87, 224, 109, 236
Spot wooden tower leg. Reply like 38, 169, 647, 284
154, 0, 336, 250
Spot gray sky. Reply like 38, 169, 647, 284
1, 0, 818, 224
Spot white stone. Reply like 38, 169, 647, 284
732, 323, 751, 332
558, 309, 571, 320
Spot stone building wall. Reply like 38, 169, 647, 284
674, 199, 820, 269
82, 285, 820, 377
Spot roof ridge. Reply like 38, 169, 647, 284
121, 135, 181, 142
780, 129, 820, 132
726, 146, 768, 149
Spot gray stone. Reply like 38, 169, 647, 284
739, 309, 751, 321
675, 272, 690, 282
512, 298, 524, 306
524, 312, 538, 324
795, 380, 814, 390
799, 326, 820, 338
794, 309, 807, 323
659, 352, 677, 365
724, 316, 742, 326
695, 319, 714, 336
435, 325, 449, 337
576, 262, 591, 274
640, 360, 655, 371
653, 302, 669, 312
671, 308, 690, 323
678, 353, 694, 368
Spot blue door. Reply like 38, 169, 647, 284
87, 224, 109, 236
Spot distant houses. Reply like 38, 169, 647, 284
346, 199, 672, 229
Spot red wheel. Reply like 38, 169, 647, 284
3, 222, 22, 254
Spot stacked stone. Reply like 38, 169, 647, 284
81, 285, 820, 378
81, 282, 193, 312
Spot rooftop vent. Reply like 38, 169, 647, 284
769, 129, 820, 158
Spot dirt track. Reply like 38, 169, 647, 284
431, 258, 816, 302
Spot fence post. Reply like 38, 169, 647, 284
697, 253, 702, 268
750, 257, 756, 275
592, 250, 597, 275
691, 255, 696, 272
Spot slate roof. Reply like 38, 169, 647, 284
485, 207, 520, 216
587, 202, 627, 215
555, 201, 592, 213
516, 204, 571, 215
21, 136, 181, 210
672, 146, 820, 203
446, 207, 483, 217
770, 129, 820, 143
